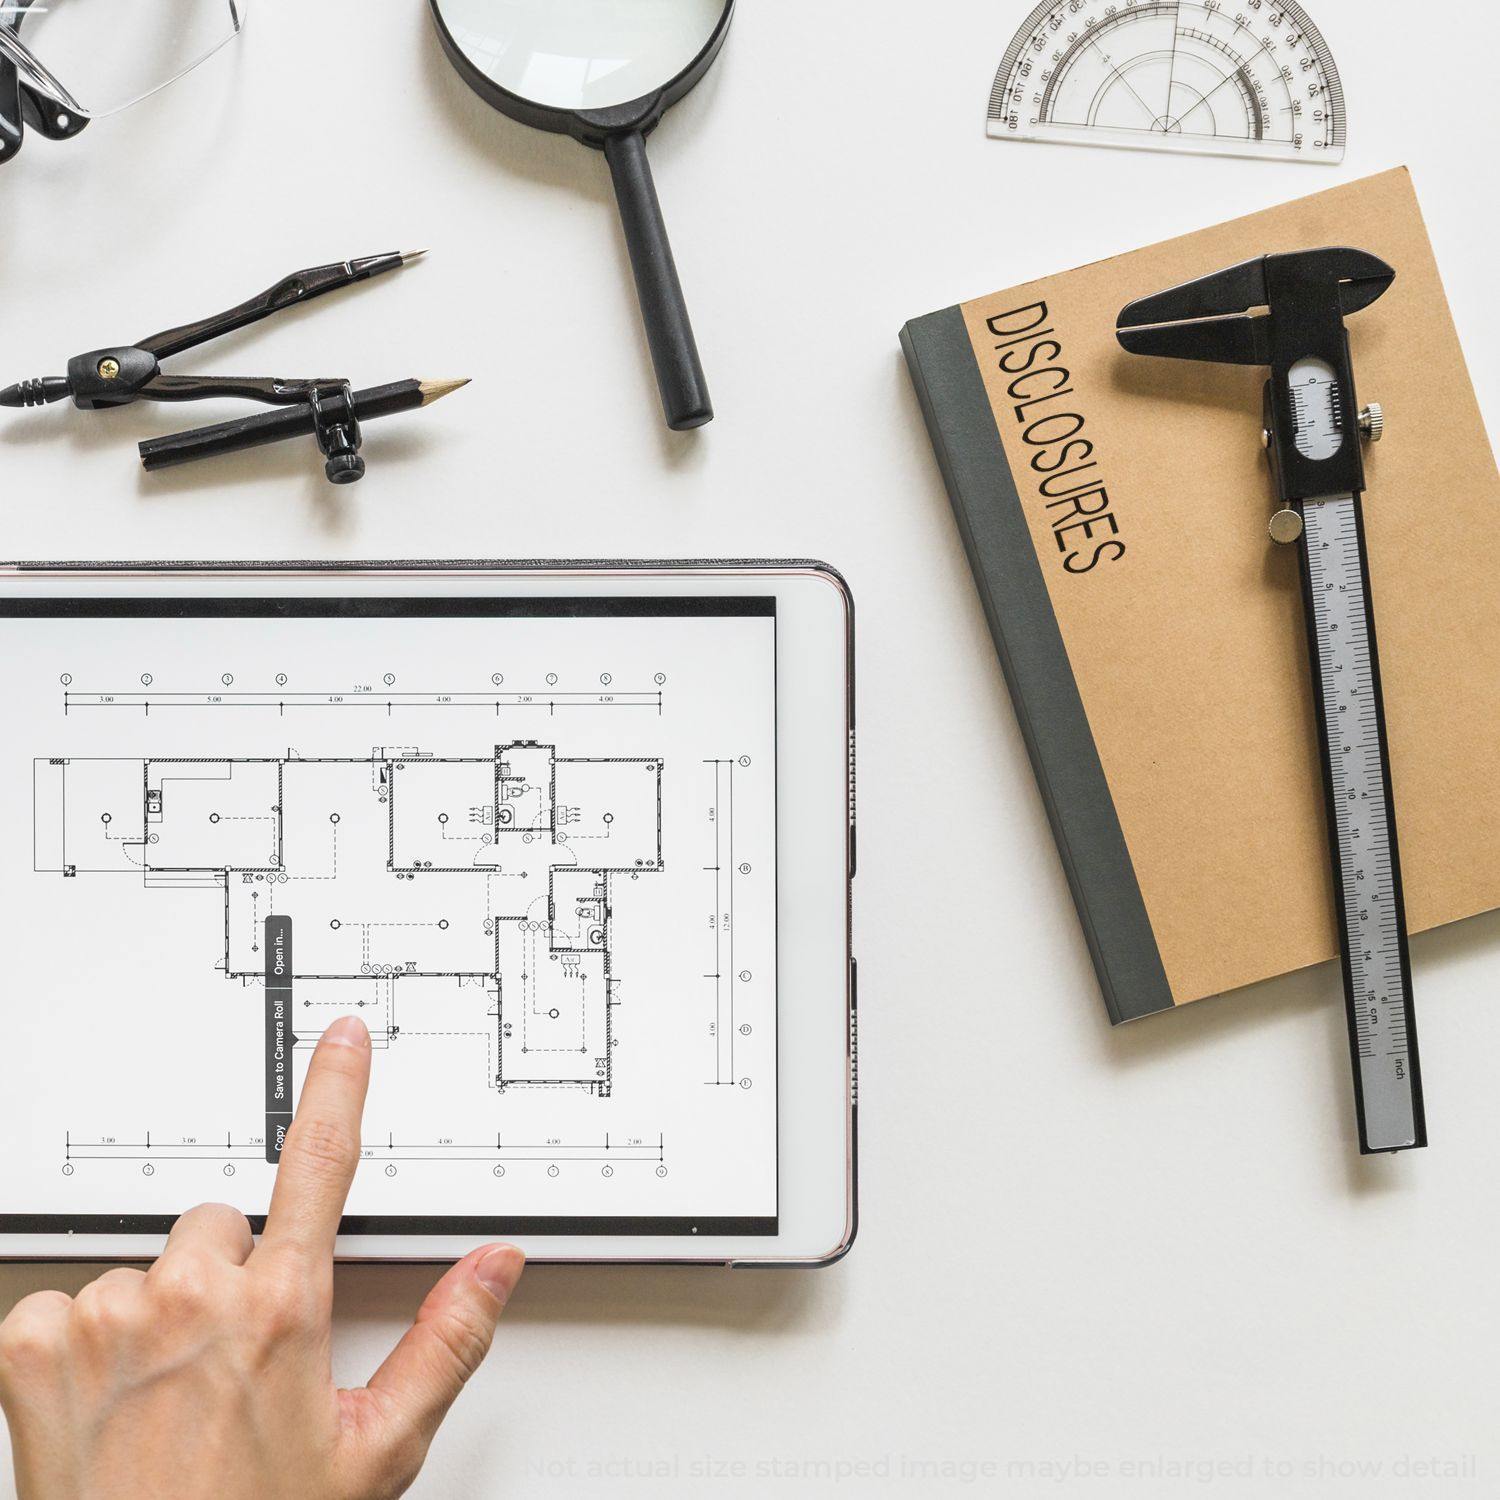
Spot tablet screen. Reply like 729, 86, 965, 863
0, 594, 779, 1239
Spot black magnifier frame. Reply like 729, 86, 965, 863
430, 0, 735, 431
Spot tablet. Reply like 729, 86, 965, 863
0, 562, 856, 1267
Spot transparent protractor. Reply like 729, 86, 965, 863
988, 0, 1346, 162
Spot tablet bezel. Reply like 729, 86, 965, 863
0, 560, 856, 1268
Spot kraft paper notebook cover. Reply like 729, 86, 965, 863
901, 168, 1500, 1023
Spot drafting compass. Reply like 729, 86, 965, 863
1117, 247, 1424, 1154
989, 0, 1345, 162
0, 251, 467, 483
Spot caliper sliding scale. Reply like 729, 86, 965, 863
1117, 247, 1425, 1154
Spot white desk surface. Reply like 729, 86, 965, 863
4, 2, 1499, 1495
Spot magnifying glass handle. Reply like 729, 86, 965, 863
604, 130, 713, 431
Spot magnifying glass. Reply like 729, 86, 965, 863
430, 0, 734, 432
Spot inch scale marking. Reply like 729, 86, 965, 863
1119, 246, 1425, 1153
1301, 494, 1422, 1150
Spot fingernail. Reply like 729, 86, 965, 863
322, 1015, 370, 1049
476, 1245, 525, 1304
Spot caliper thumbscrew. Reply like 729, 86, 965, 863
1269, 509, 1304, 545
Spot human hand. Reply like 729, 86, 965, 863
0, 1016, 524, 1500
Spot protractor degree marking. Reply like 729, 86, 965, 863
1038, 7, 1181, 122
989, 0, 1344, 161
1167, 41, 1270, 131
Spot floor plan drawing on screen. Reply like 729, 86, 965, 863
2, 596, 779, 1233
34, 743, 665, 1154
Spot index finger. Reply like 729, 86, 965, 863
257, 1016, 371, 1269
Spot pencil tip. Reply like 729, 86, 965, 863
419, 378, 471, 406
400, 249, 429, 265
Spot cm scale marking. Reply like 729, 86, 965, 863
1301, 493, 1420, 1151
1118, 247, 1425, 1154
989, 0, 1345, 162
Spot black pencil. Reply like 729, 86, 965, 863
137, 378, 469, 472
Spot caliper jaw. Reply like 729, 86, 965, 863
1116, 247, 1394, 505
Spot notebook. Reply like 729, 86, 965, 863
902, 168, 1500, 1022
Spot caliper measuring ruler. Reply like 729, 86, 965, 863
1117, 247, 1425, 1153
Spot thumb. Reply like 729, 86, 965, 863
358, 1244, 524, 1461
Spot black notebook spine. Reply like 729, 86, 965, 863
900, 305, 1173, 1024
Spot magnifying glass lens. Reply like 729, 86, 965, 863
439, 0, 724, 111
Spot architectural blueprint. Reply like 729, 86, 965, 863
0, 599, 777, 1233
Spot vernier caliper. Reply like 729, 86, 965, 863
1117, 248, 1424, 1154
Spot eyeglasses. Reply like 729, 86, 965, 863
1, 0, 248, 163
